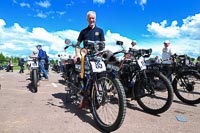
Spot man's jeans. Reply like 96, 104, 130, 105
39, 59, 48, 79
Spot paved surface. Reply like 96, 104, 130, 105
0, 70, 199, 133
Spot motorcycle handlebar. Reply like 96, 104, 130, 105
129, 48, 152, 57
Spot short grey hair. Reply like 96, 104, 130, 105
87, 11, 96, 18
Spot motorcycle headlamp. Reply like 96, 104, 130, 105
95, 42, 105, 51
125, 53, 131, 59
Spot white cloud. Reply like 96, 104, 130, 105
104, 30, 133, 51
0, 19, 6, 27
147, 20, 180, 38
145, 13, 200, 58
0, 42, 23, 50
11, 23, 27, 33
135, 0, 147, 10
147, 13, 200, 40
35, 0, 51, 8
20, 2, 30, 8
12, 0, 17, 4
56, 11, 66, 16
93, 0, 106, 4
66, 1, 75, 7
36, 12, 47, 18
181, 13, 200, 40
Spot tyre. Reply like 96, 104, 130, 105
134, 70, 173, 114
91, 73, 126, 132
65, 68, 78, 103
32, 69, 38, 93
173, 71, 200, 105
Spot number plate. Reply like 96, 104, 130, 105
31, 62, 38, 68
107, 64, 120, 71
137, 57, 146, 70
90, 61, 106, 73
75, 64, 81, 71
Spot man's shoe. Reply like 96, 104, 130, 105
79, 98, 89, 109
79, 100, 85, 109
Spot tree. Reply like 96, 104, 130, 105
197, 56, 200, 61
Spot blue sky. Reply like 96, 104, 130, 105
0, 0, 200, 60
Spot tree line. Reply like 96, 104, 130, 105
0, 52, 57, 67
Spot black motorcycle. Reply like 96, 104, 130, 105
28, 57, 40, 93
103, 41, 174, 115
64, 39, 126, 132
148, 54, 200, 105
6, 63, 13, 72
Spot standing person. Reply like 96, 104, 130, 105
28, 51, 38, 70
131, 40, 139, 49
18, 57, 25, 73
36, 45, 48, 80
43, 51, 49, 72
73, 11, 105, 108
155, 56, 161, 64
75, 10, 105, 57
44, 55, 50, 72
162, 40, 173, 64
131, 40, 137, 47
162, 40, 174, 82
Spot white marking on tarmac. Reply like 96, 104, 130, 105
51, 83, 58, 88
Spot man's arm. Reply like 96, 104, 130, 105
75, 41, 81, 57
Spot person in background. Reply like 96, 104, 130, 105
162, 40, 174, 82
162, 40, 173, 64
130, 40, 140, 49
18, 57, 25, 73
36, 45, 48, 80
27, 51, 38, 71
155, 55, 161, 64
44, 55, 50, 72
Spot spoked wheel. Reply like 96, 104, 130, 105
173, 71, 200, 105
91, 73, 126, 132
134, 71, 173, 115
65, 68, 79, 103
31, 69, 38, 93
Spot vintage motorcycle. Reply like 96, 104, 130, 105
64, 39, 126, 132
102, 41, 174, 115
148, 54, 200, 105
28, 57, 39, 93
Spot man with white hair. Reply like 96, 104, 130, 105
75, 10, 105, 57
73, 11, 105, 109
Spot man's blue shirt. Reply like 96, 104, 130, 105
77, 26, 105, 43
38, 49, 46, 60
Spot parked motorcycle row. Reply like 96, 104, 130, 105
62, 39, 200, 132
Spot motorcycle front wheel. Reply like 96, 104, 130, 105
134, 70, 173, 114
32, 69, 38, 93
173, 71, 200, 105
91, 73, 126, 132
